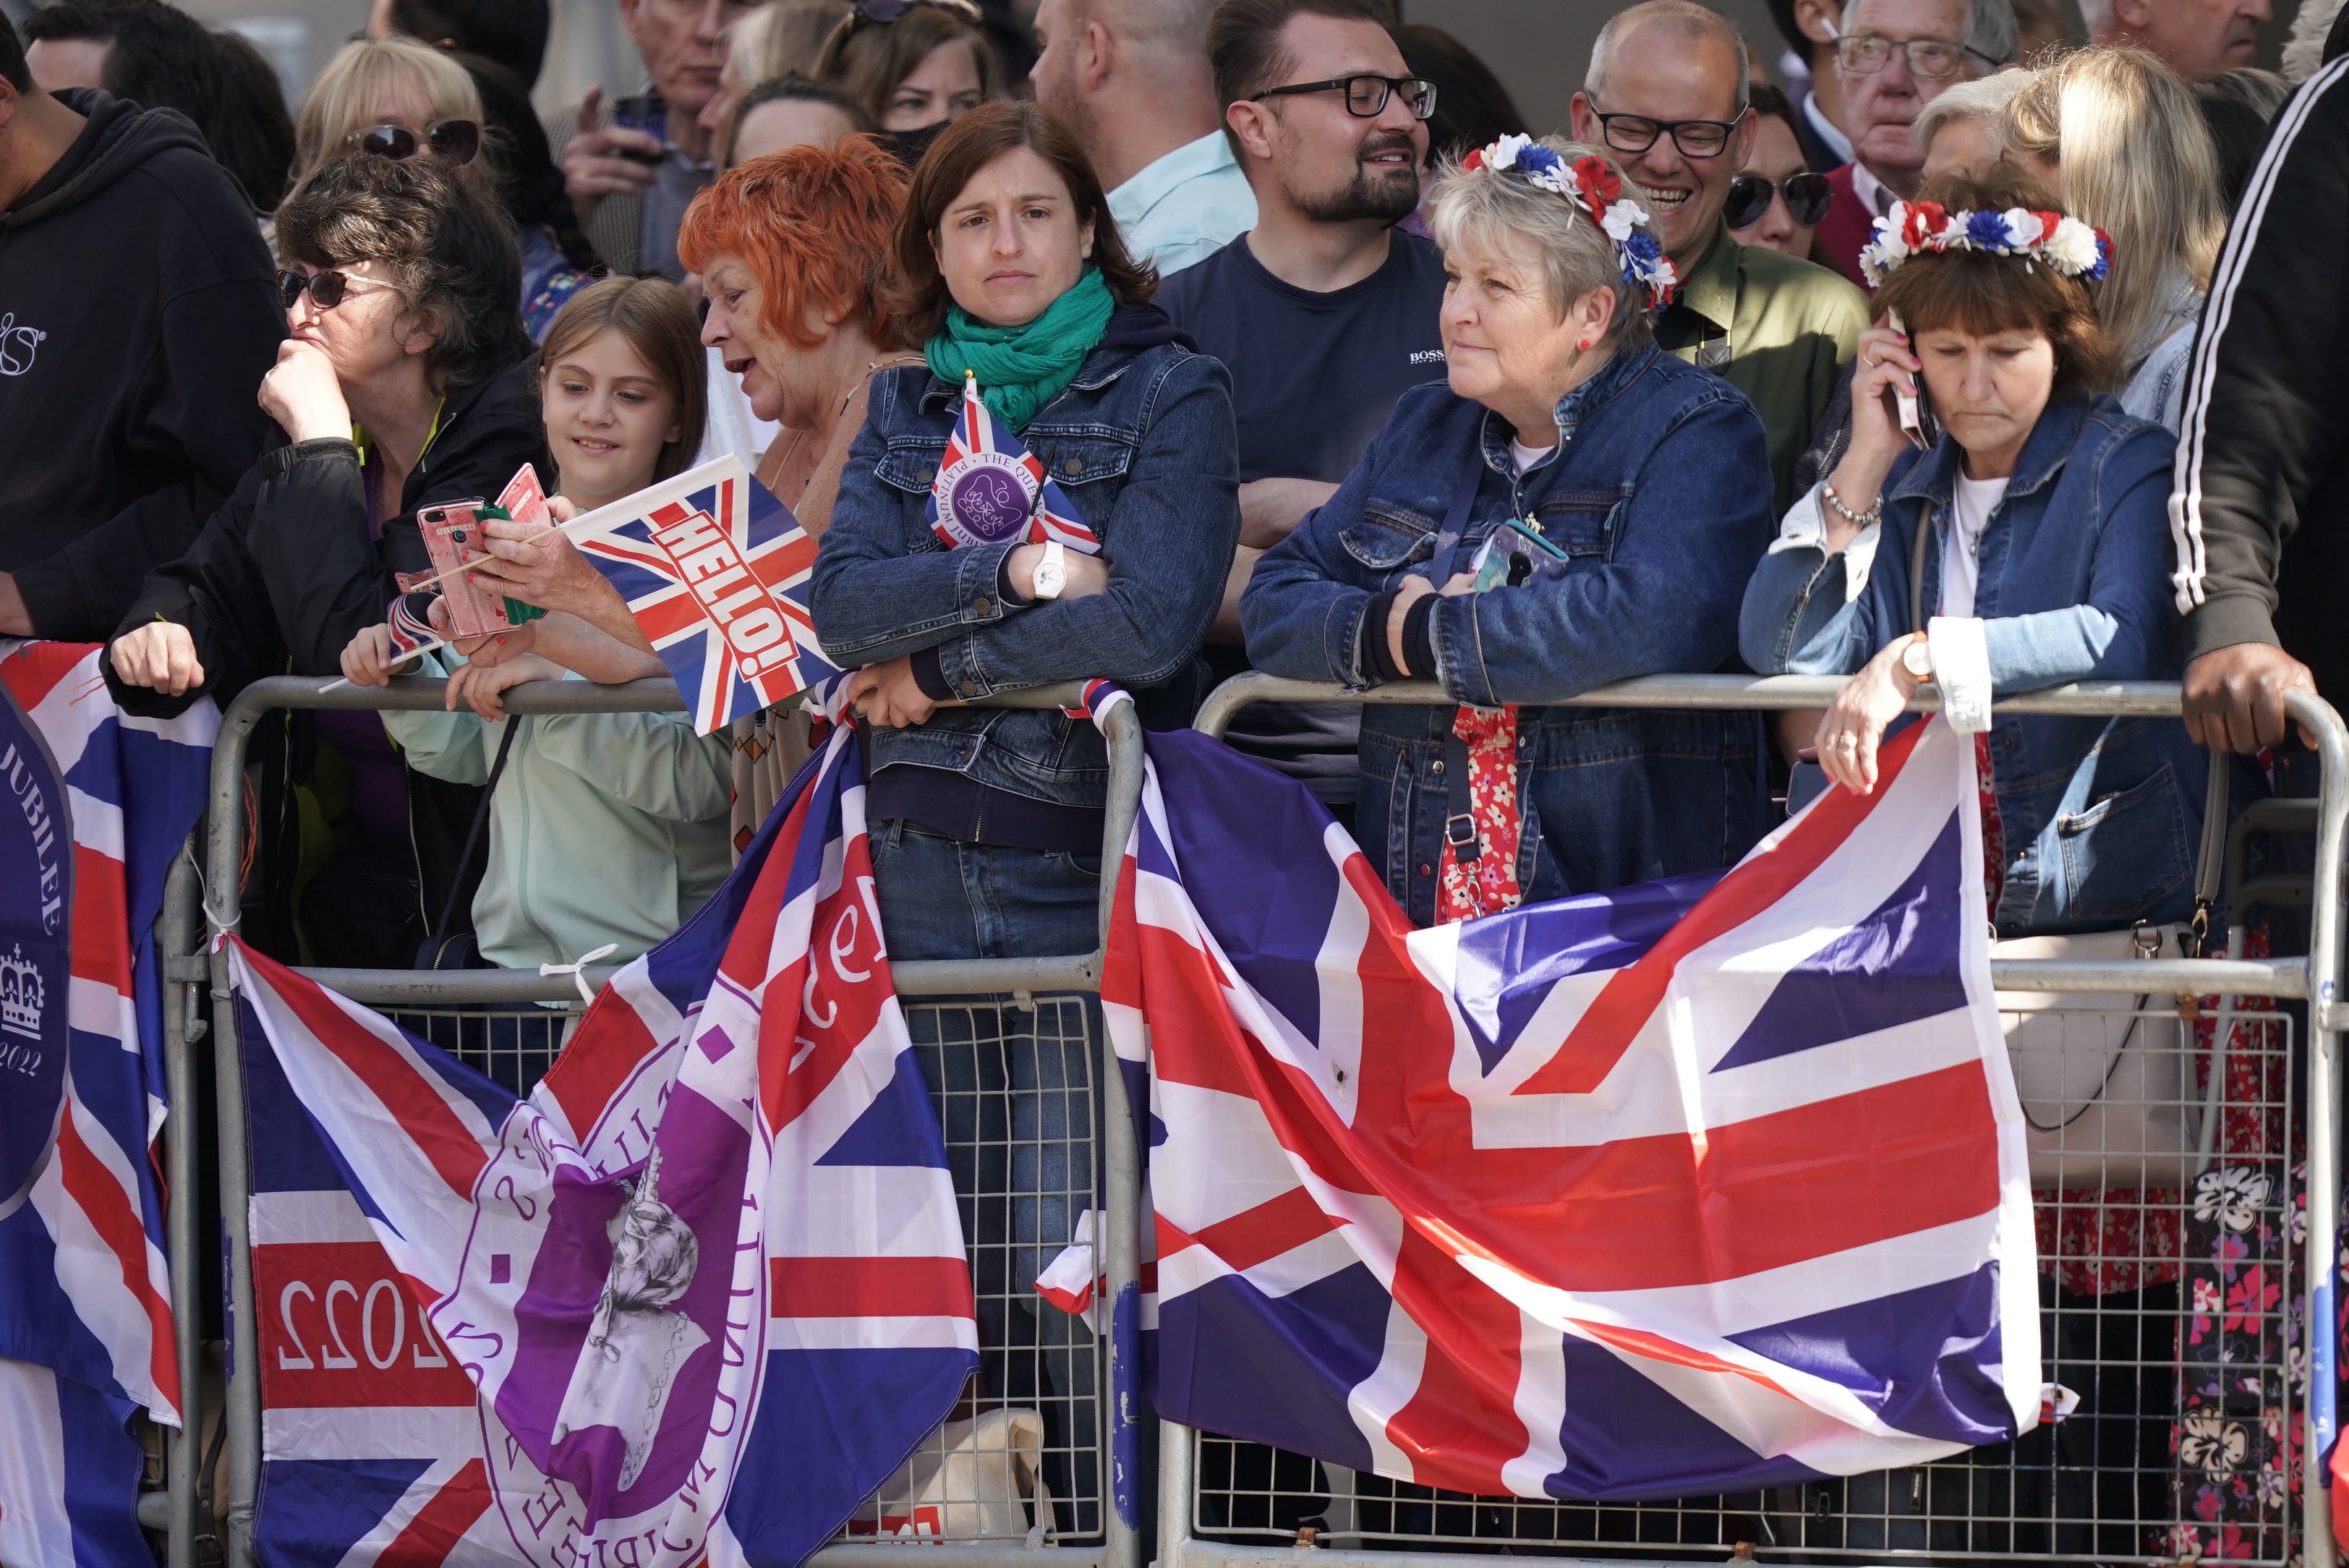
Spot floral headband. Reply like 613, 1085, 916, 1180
1459, 134, 1679, 311
1859, 200, 2114, 289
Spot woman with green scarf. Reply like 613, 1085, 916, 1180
812, 100, 1237, 1527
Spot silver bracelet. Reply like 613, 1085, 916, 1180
1820, 479, 1881, 529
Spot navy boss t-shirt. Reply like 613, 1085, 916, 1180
1156, 229, 1450, 804
1156, 229, 1450, 484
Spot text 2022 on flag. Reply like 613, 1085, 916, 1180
231, 728, 976, 1567
567, 454, 842, 735
1081, 692, 2041, 1497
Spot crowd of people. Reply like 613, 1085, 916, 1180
5, 0, 2349, 1535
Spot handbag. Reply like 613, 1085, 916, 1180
1906, 511, 2231, 1190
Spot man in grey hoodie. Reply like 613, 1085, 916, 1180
0, 12, 281, 641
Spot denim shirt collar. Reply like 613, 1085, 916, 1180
1885, 393, 2091, 511
1475, 341, 1662, 474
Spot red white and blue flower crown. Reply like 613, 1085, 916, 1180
1859, 200, 2115, 289
1459, 134, 1679, 310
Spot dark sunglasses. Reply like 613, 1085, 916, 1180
850, 0, 981, 22
1725, 169, 1833, 230
1249, 74, 1438, 121
276, 268, 398, 312
345, 118, 482, 166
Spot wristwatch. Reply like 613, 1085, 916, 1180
1031, 540, 1068, 601
1901, 637, 1934, 681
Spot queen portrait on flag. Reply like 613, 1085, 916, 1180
810, 100, 1239, 1531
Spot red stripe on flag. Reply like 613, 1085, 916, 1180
242, 947, 493, 1202
376, 1458, 493, 1567
0, 640, 103, 717
55, 1100, 176, 1414
69, 842, 131, 992
769, 1256, 976, 1319
1183, 1185, 1340, 1274
1513, 720, 1931, 1097
1384, 1224, 1527, 1496
1564, 1318, 1796, 1399
541, 987, 662, 1146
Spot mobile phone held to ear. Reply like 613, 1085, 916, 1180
609, 93, 667, 164
1884, 310, 1934, 451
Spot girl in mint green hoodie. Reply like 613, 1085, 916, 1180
341, 276, 734, 973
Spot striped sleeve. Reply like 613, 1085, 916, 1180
2170, 54, 2349, 658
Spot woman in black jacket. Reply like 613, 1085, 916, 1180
106, 153, 550, 710
106, 153, 550, 968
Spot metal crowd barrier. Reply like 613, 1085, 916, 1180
1173, 673, 2349, 1568
182, 673, 1146, 1568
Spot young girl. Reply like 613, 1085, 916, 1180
340, 276, 734, 984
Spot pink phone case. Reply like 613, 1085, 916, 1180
418, 501, 514, 639
496, 464, 552, 533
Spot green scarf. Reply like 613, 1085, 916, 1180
924, 266, 1116, 433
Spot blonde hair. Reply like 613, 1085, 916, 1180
1913, 68, 2032, 156
2000, 47, 2223, 369
294, 35, 489, 189
1425, 137, 1655, 349
729, 0, 851, 90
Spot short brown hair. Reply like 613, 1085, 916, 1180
1870, 171, 2120, 401
1210, 0, 1398, 131
887, 101, 1156, 345
812, 1, 1002, 128
537, 277, 709, 486
677, 135, 911, 354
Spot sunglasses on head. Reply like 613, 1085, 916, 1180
276, 268, 398, 312
344, 118, 482, 166
1724, 169, 1833, 230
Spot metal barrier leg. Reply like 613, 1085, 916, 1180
2294, 689, 2348, 1567
161, 845, 204, 1568
204, 699, 264, 1568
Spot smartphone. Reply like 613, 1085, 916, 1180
417, 500, 516, 639
1883, 309, 1935, 451
1470, 519, 1572, 592
495, 463, 552, 533
609, 92, 667, 164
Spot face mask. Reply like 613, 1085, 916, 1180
879, 119, 951, 169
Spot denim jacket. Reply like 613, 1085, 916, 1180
1242, 341, 1778, 925
1739, 393, 2209, 934
812, 312, 1240, 810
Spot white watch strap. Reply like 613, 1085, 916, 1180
1033, 539, 1067, 600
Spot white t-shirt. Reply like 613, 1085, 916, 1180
1939, 472, 2009, 618
1510, 438, 1557, 474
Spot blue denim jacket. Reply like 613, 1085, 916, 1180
1739, 394, 2209, 934
1242, 341, 1777, 924
812, 318, 1240, 809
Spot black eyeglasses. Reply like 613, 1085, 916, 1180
1726, 169, 1833, 229
276, 268, 398, 312
344, 118, 482, 166
1249, 74, 1438, 122
1833, 33, 2000, 78
1589, 106, 1745, 160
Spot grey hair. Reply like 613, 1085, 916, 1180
1840, 0, 2018, 69
1425, 137, 1656, 349
1911, 67, 2031, 153
1585, 0, 1751, 116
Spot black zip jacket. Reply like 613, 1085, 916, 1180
2172, 56, 2349, 702
103, 351, 552, 717
0, 90, 283, 639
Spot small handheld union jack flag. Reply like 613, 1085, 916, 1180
926, 372, 1101, 554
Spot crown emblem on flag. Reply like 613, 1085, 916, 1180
0, 944, 44, 1040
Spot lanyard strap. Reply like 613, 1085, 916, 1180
1427, 446, 1492, 588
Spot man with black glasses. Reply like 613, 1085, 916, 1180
1808, 0, 2017, 284
1572, 0, 1866, 511
1157, 0, 1447, 825
0, 9, 279, 640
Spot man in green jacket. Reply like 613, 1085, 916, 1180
1572, 0, 1869, 514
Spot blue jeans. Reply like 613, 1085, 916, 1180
870, 819, 1104, 1535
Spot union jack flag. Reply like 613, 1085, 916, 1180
0, 642, 215, 1562
926, 372, 1100, 555
568, 454, 842, 735
233, 725, 977, 1567
1062, 692, 2042, 1498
